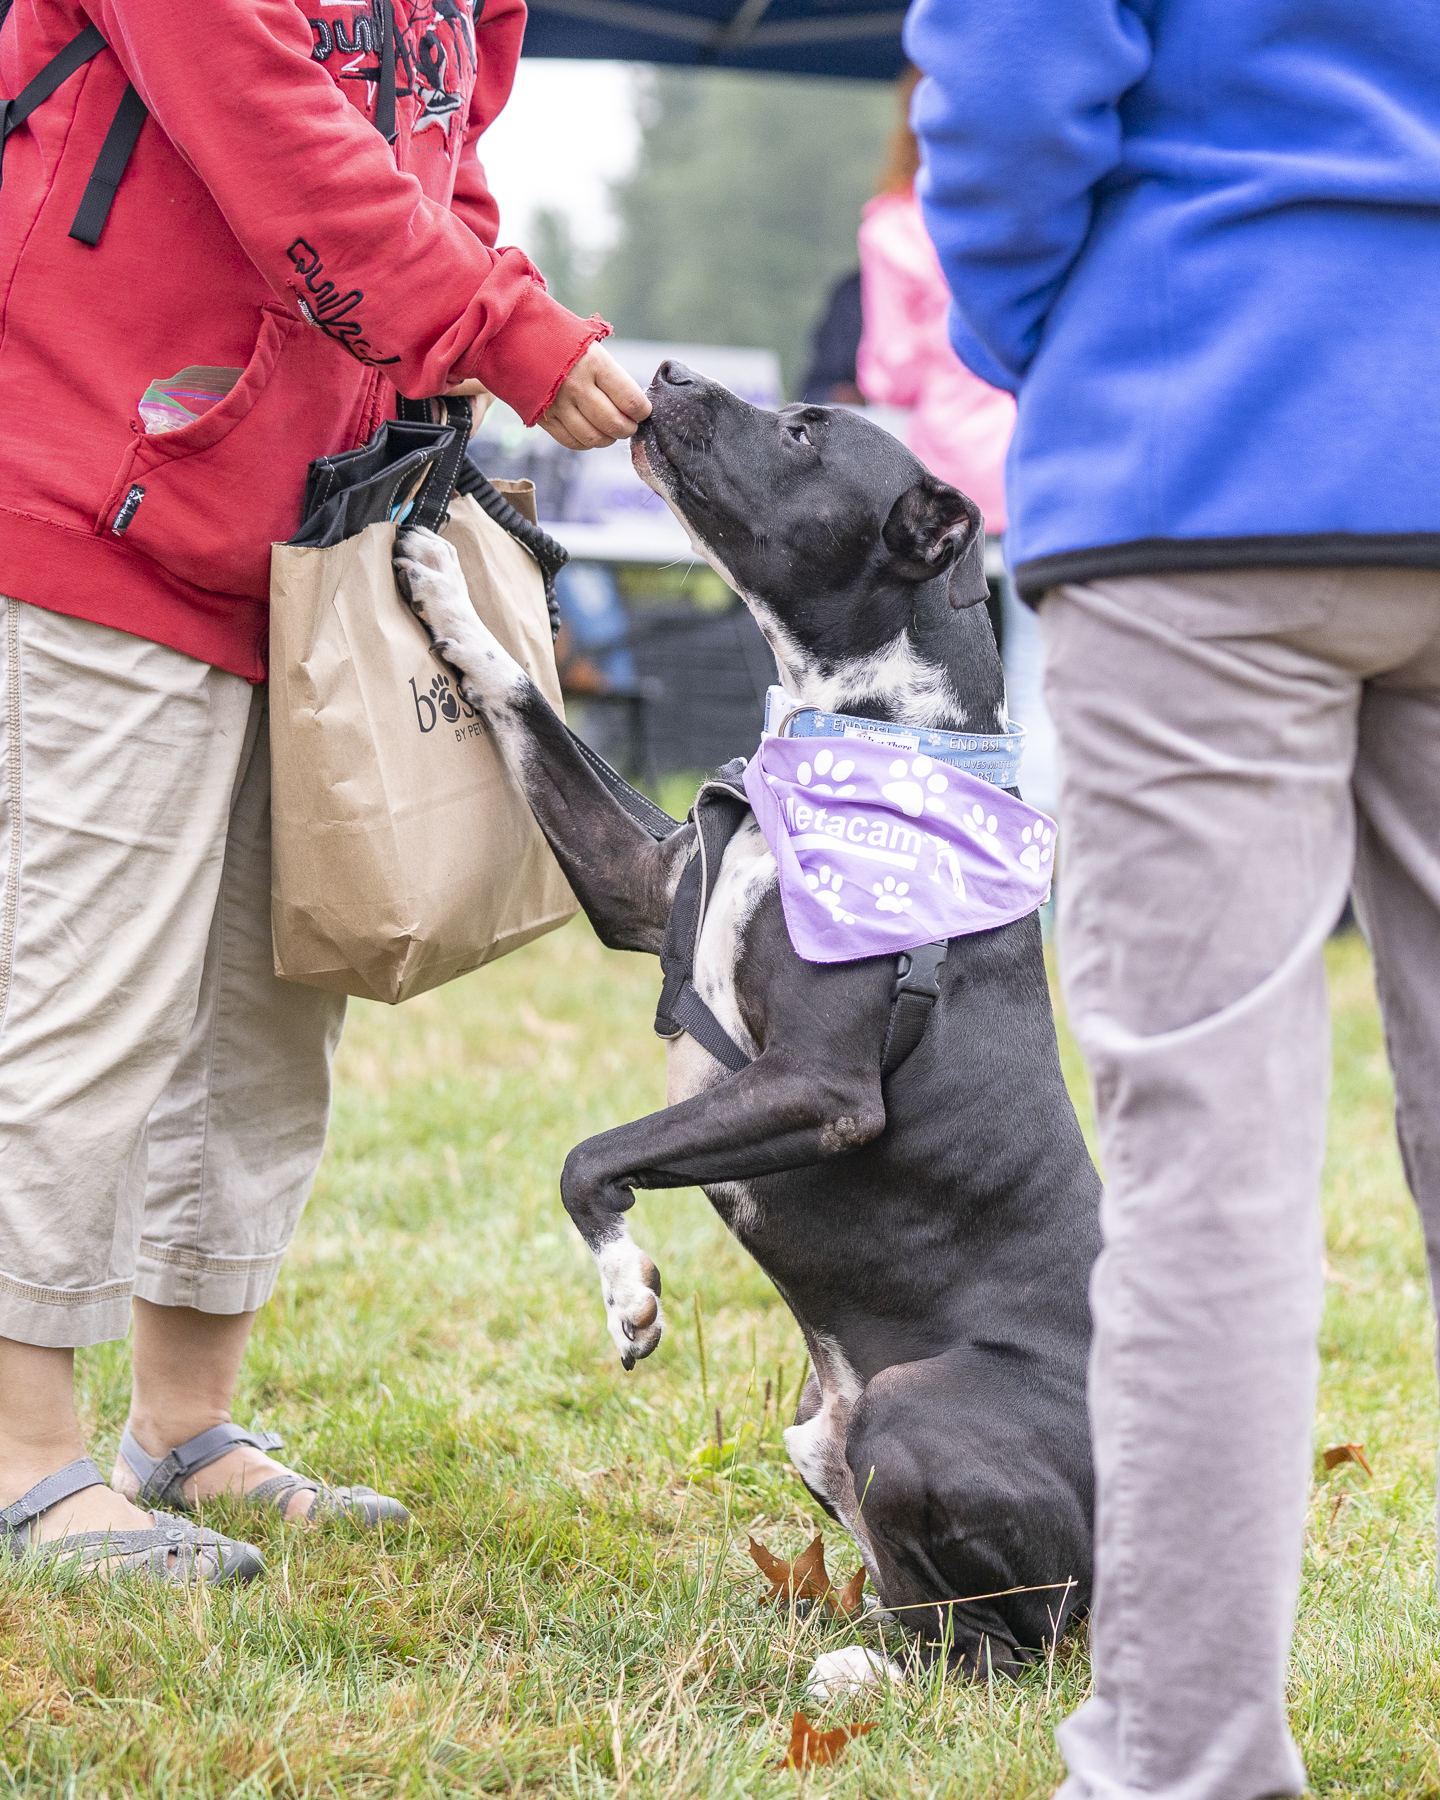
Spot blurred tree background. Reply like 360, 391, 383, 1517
534, 71, 894, 398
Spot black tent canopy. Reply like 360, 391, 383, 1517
520, 0, 907, 81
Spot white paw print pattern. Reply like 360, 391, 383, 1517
872, 876, 913, 914
1019, 822, 1055, 873
796, 746, 856, 798
961, 803, 1000, 850
804, 863, 857, 925
881, 754, 950, 819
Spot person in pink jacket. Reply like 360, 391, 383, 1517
857, 72, 1056, 815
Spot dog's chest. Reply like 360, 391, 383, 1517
663, 817, 776, 1108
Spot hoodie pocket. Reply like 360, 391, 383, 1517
96, 304, 365, 602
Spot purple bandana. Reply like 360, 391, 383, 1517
742, 734, 1056, 964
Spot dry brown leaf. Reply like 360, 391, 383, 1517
827, 1566, 868, 1620
1323, 1443, 1373, 1476
746, 1535, 867, 1616
779, 1711, 877, 1770
747, 1534, 828, 1604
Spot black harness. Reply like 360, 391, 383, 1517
650, 761, 948, 1080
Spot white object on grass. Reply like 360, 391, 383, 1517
806, 1647, 905, 1700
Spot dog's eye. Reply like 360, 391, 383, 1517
786, 424, 812, 447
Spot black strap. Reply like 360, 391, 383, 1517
405, 394, 472, 532
670, 980, 752, 1074
374, 0, 397, 144
563, 725, 679, 841
67, 78, 145, 244
655, 775, 755, 1071
650, 771, 948, 1081
455, 458, 569, 641
0, 22, 105, 185
880, 941, 948, 1077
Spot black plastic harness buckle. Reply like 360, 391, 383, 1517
881, 940, 948, 1077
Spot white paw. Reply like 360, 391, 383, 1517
960, 801, 1000, 850
393, 527, 472, 638
593, 1230, 664, 1370
871, 876, 912, 914
804, 862, 857, 925
1018, 821, 1055, 873
394, 528, 523, 709
796, 747, 857, 799
806, 1648, 904, 1701
881, 755, 949, 819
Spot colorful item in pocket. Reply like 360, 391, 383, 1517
138, 366, 243, 434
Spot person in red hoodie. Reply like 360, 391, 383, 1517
0, 0, 649, 1580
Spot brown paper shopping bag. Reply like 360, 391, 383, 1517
269, 475, 577, 1004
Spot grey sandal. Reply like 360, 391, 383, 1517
118, 1423, 410, 1527
1, 1457, 263, 1584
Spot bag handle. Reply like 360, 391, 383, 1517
396, 392, 570, 639
402, 395, 472, 534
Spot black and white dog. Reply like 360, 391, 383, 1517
394, 364, 1102, 1678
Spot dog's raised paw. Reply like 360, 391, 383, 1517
593, 1231, 665, 1370
392, 528, 469, 635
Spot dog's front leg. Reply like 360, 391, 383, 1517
393, 527, 688, 954
561, 1055, 885, 1367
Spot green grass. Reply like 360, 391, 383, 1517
4, 921, 1438, 1796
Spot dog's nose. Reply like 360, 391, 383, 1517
654, 360, 696, 388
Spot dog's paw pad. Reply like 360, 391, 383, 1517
806, 1648, 904, 1701
796, 747, 857, 799
1018, 821, 1055, 873
872, 876, 913, 914
882, 755, 948, 818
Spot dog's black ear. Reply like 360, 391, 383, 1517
882, 476, 988, 607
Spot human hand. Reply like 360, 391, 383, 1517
434, 380, 493, 434
539, 344, 651, 450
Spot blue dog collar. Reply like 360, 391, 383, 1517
761, 685, 1026, 789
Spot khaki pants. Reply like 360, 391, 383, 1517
0, 598, 345, 1349
1041, 568, 1440, 1799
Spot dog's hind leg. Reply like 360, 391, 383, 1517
392, 527, 690, 954
842, 1347, 1092, 1679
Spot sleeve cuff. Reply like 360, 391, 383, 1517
464, 282, 612, 427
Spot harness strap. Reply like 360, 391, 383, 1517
564, 724, 679, 841
880, 941, 948, 1076
668, 979, 752, 1073
67, 77, 145, 244
653, 764, 947, 1082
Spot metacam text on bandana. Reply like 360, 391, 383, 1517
742, 734, 1056, 964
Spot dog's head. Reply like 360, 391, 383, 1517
632, 361, 1004, 731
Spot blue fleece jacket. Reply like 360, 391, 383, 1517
904, 0, 1440, 597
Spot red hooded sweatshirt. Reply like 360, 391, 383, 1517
0, 0, 605, 679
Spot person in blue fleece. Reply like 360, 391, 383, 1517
904, 3, 1440, 1796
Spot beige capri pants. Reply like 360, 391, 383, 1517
0, 597, 345, 1349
